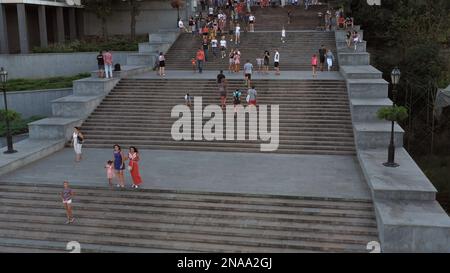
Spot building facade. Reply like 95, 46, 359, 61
0, 0, 193, 54
0, 0, 84, 53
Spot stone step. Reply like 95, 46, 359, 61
81, 143, 356, 155
350, 98, 392, 122
354, 121, 404, 150
0, 216, 376, 247
336, 41, 367, 52
340, 65, 382, 79
0, 176, 377, 252
0, 183, 373, 209
346, 79, 388, 99
80, 127, 354, 137
0, 237, 183, 253
338, 52, 370, 66
0, 227, 362, 253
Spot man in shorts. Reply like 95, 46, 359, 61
243, 60, 253, 87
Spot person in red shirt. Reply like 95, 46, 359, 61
311, 54, 318, 78
196, 47, 205, 73
103, 50, 113, 79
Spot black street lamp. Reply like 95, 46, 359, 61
1, 67, 17, 154
383, 67, 401, 167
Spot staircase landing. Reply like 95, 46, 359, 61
0, 148, 371, 200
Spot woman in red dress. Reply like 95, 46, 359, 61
127, 146, 143, 189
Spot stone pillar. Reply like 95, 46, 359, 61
38, 6, 48, 47
68, 8, 76, 40
16, 3, 30, 53
56, 7, 65, 43
0, 4, 9, 53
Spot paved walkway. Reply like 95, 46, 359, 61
0, 148, 371, 200
131, 70, 344, 81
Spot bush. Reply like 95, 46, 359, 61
377, 105, 408, 122
6, 73, 90, 92
32, 36, 147, 53
0, 112, 44, 137
0, 109, 21, 123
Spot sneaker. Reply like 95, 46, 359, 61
70, 218, 75, 223
65, 219, 70, 224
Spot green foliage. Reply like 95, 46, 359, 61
0, 109, 21, 123
32, 37, 142, 53
5, 73, 90, 92
416, 155, 450, 194
377, 105, 408, 122
0, 112, 44, 137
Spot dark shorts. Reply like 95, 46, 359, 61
245, 73, 251, 79
98, 64, 104, 70
320, 57, 325, 63
274, 62, 279, 68
159, 61, 165, 67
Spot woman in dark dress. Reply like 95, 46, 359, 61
263, 50, 270, 74
113, 144, 126, 188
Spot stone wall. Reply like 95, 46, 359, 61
0, 88, 72, 118
0, 51, 134, 79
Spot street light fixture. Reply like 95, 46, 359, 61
1, 67, 17, 154
383, 67, 401, 167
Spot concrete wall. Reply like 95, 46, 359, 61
0, 51, 134, 79
83, 0, 189, 36
0, 88, 73, 118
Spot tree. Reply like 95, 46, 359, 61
171, 0, 185, 24
122, 0, 142, 41
82, 0, 113, 39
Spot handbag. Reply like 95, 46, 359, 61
77, 135, 83, 144
128, 160, 133, 171
246, 94, 250, 103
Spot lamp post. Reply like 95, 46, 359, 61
1, 67, 17, 154
383, 67, 401, 167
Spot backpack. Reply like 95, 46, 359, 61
233, 91, 241, 103
114, 63, 121, 71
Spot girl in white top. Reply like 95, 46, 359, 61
220, 36, 227, 59
72, 127, 84, 162
249, 14, 255, 32
211, 37, 218, 58
235, 24, 241, 45
274, 50, 280, 75
281, 27, 286, 43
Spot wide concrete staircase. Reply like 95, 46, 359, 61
0, 182, 378, 253
164, 31, 338, 71
80, 78, 355, 155
251, 4, 328, 31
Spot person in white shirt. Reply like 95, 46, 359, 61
235, 23, 241, 45
211, 36, 218, 58
249, 14, 255, 32
178, 19, 186, 32
220, 36, 227, 59
281, 27, 286, 43
274, 49, 280, 75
